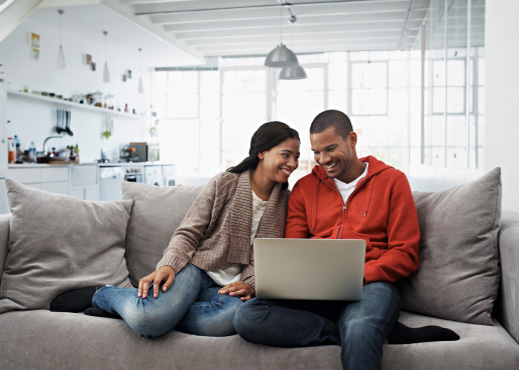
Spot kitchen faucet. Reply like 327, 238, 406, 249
43, 135, 63, 154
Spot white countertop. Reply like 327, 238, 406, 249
8, 162, 172, 168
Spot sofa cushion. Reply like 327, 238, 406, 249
0, 180, 133, 314
122, 182, 204, 286
398, 168, 502, 325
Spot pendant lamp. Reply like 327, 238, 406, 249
138, 48, 144, 94
56, 9, 65, 69
102, 31, 110, 83
278, 8, 306, 80
265, 44, 299, 68
279, 64, 307, 80
264, 3, 299, 68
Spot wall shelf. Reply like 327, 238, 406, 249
7, 90, 146, 119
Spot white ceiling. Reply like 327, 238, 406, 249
27, 0, 484, 68
107, 0, 432, 57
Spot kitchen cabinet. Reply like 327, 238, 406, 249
70, 165, 99, 201
7, 166, 70, 195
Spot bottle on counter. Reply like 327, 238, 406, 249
28, 142, 37, 163
14, 135, 22, 163
7, 137, 15, 164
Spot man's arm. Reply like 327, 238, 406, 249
285, 182, 311, 238
363, 174, 420, 284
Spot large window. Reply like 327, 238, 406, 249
153, 0, 485, 181
419, 0, 485, 169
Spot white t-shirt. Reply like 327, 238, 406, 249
334, 163, 369, 207
206, 190, 268, 286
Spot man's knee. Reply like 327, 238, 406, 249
233, 298, 268, 337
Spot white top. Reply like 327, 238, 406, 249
334, 163, 369, 207
206, 190, 269, 287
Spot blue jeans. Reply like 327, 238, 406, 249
234, 282, 400, 370
93, 264, 243, 338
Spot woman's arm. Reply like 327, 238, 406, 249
156, 173, 233, 276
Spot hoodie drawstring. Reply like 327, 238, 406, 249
363, 176, 376, 217
311, 179, 320, 233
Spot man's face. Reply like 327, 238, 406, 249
310, 126, 356, 183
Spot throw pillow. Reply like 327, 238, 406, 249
122, 182, 204, 286
398, 167, 502, 325
0, 180, 133, 314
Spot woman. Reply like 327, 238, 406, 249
51, 121, 300, 338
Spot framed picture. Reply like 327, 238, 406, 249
31, 33, 40, 61
86, 54, 92, 65
31, 33, 40, 48
91, 62, 96, 71
126, 70, 132, 79
32, 48, 39, 61
122, 74, 127, 82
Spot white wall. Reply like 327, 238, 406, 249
0, 17, 152, 163
485, 0, 519, 212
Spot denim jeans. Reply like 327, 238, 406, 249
234, 282, 400, 370
93, 264, 243, 338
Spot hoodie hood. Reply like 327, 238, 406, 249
311, 155, 392, 182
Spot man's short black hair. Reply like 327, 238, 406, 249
310, 110, 353, 140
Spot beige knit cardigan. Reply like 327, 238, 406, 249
156, 170, 289, 289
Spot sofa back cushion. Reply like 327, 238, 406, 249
0, 180, 133, 314
0, 214, 10, 292
122, 182, 204, 286
398, 167, 502, 325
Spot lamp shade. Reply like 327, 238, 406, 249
138, 76, 144, 94
279, 64, 307, 80
103, 62, 110, 83
264, 43, 299, 67
57, 45, 65, 69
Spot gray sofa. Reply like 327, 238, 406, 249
0, 168, 518, 370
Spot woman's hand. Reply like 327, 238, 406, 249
138, 266, 176, 299
218, 281, 255, 301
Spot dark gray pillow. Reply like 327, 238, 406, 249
122, 182, 204, 286
398, 168, 502, 325
0, 180, 133, 313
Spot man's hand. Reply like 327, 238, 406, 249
218, 281, 255, 301
138, 266, 176, 299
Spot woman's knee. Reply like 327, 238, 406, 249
120, 295, 180, 338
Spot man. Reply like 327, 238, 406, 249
234, 110, 457, 370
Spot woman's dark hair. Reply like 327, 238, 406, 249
227, 121, 300, 191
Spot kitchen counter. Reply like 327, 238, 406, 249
8, 162, 167, 168
4, 162, 177, 204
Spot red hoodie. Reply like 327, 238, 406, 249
286, 156, 420, 284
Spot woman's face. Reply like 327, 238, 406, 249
257, 137, 300, 184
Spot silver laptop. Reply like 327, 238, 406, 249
254, 238, 366, 301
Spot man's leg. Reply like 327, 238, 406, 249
338, 282, 400, 370
234, 297, 342, 347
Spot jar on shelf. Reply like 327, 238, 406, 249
104, 94, 114, 110
92, 91, 103, 107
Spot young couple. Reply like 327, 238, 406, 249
52, 110, 458, 370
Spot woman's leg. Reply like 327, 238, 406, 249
93, 264, 209, 338
176, 285, 243, 337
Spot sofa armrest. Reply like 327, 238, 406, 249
0, 213, 11, 289
495, 210, 519, 344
